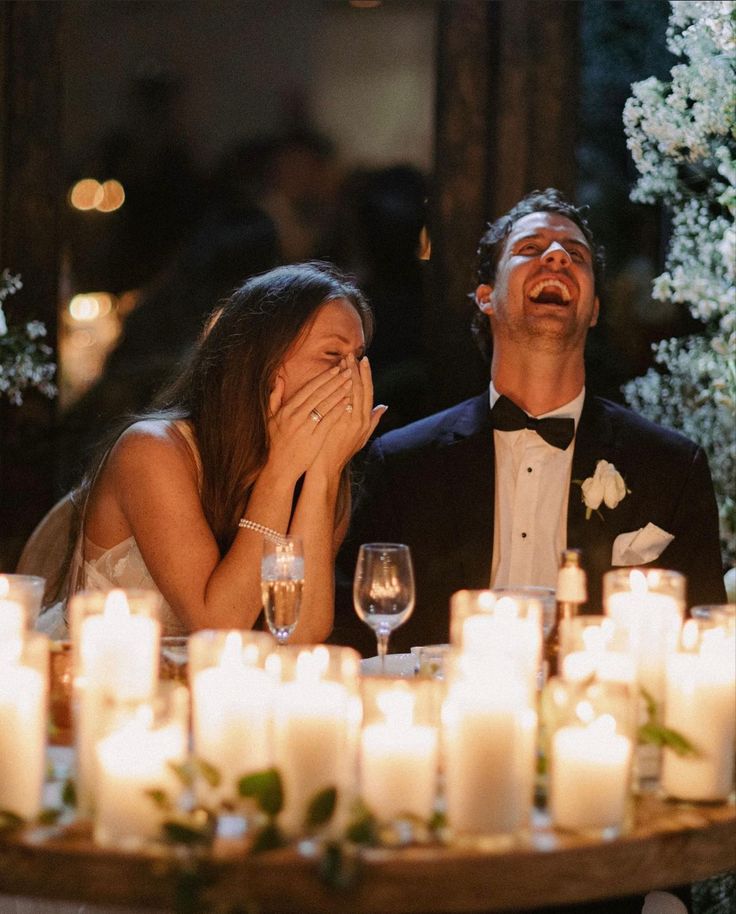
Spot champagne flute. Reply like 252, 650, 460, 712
353, 543, 415, 670
262, 536, 304, 645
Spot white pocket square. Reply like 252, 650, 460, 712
611, 523, 674, 566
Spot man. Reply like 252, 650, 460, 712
335, 188, 725, 655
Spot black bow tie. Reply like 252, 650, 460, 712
491, 395, 575, 450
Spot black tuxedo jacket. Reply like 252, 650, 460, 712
334, 392, 726, 655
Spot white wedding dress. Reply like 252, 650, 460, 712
35, 420, 198, 639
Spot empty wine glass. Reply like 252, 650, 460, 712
353, 543, 415, 670
261, 536, 304, 645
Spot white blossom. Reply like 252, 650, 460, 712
0, 270, 57, 406
623, 1, 736, 565
580, 461, 629, 516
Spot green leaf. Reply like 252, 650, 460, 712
0, 810, 24, 832
238, 768, 283, 816
168, 760, 195, 789
61, 779, 77, 808
37, 808, 62, 825
638, 687, 698, 756
145, 789, 173, 812
428, 809, 447, 832
305, 786, 337, 830
638, 721, 698, 756
345, 804, 378, 846
194, 757, 222, 789
250, 821, 286, 854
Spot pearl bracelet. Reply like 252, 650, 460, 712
237, 518, 288, 545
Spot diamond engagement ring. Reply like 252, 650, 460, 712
309, 408, 323, 423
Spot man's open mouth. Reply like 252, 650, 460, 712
527, 278, 572, 306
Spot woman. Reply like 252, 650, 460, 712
38, 262, 385, 640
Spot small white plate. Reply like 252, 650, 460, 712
360, 653, 418, 677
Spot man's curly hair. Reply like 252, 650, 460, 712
471, 188, 606, 362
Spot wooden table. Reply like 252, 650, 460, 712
0, 793, 733, 913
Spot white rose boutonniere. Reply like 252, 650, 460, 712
577, 460, 630, 520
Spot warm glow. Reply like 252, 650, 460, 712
103, 589, 130, 619
575, 700, 595, 724
69, 292, 113, 322
494, 596, 519, 621
682, 619, 699, 651
96, 179, 125, 213
376, 686, 414, 728
70, 178, 104, 210
418, 225, 431, 261
629, 569, 648, 595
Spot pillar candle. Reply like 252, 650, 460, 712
94, 704, 187, 848
360, 687, 438, 822
192, 632, 274, 805
443, 670, 527, 838
76, 590, 160, 816
549, 712, 632, 834
273, 649, 352, 836
605, 570, 682, 702
0, 661, 46, 819
0, 574, 25, 642
662, 622, 736, 801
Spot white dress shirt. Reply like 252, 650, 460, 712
490, 383, 585, 590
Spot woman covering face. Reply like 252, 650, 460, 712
38, 262, 386, 641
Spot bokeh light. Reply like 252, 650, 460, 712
96, 180, 125, 212
69, 179, 104, 211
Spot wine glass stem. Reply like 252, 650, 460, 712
376, 629, 390, 672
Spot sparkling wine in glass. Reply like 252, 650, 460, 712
262, 536, 304, 645
353, 543, 415, 669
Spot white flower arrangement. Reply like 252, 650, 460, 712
0, 269, 57, 406
622, 0, 736, 565
577, 460, 630, 521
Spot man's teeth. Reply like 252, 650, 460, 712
528, 279, 571, 301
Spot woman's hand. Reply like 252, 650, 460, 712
265, 364, 354, 482
310, 354, 387, 476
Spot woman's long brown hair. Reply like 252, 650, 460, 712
53, 262, 373, 602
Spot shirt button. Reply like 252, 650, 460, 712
521, 532, 527, 539
527, 467, 533, 473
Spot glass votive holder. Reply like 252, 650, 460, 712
559, 615, 637, 686
545, 676, 635, 839
661, 611, 736, 803
70, 589, 162, 816
0, 631, 49, 820
359, 678, 439, 839
492, 586, 555, 640
441, 649, 534, 849
270, 644, 361, 839
188, 629, 276, 813
0, 573, 45, 635
604, 569, 684, 697
69, 588, 162, 697
93, 681, 189, 849
450, 589, 543, 703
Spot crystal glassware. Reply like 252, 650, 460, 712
261, 535, 304, 645
353, 543, 415, 670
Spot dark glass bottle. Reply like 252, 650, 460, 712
545, 548, 587, 680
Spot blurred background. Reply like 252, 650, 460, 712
1, 0, 695, 569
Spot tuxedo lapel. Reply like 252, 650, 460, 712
438, 394, 494, 589
568, 395, 627, 609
